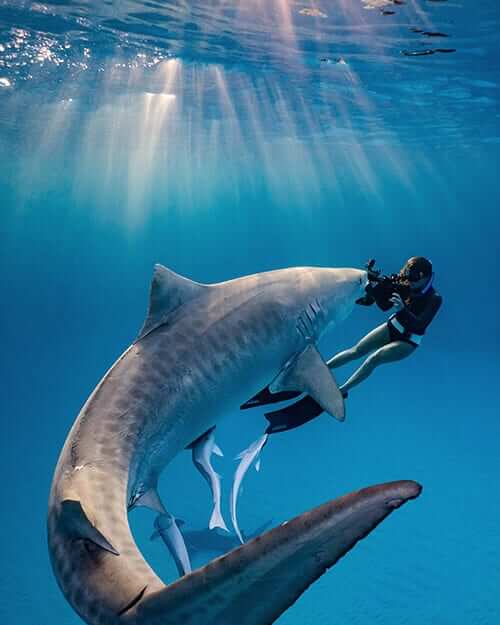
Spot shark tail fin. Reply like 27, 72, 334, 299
127, 481, 421, 624
209, 505, 229, 533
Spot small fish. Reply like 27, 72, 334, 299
299, 7, 327, 18
188, 426, 228, 531
320, 57, 348, 66
362, 0, 396, 10
410, 28, 449, 37
401, 48, 456, 56
401, 49, 436, 56
230, 434, 269, 543
151, 513, 192, 578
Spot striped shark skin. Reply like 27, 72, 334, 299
47, 264, 422, 625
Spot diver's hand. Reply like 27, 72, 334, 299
389, 293, 405, 311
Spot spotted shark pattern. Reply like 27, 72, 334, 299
47, 264, 421, 625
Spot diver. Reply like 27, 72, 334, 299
254, 256, 443, 431
331, 255, 442, 397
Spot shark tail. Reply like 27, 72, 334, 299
124, 480, 422, 625
209, 504, 229, 532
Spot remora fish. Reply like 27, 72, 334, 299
47, 264, 422, 625
187, 426, 228, 531
230, 434, 269, 543
150, 514, 192, 578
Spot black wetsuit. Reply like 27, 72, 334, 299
388, 286, 442, 347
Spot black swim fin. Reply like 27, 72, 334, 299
265, 390, 349, 434
240, 386, 302, 410
265, 395, 323, 434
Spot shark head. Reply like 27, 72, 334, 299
289, 267, 368, 339
316, 267, 368, 324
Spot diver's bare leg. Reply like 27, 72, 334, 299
340, 341, 416, 393
327, 322, 391, 369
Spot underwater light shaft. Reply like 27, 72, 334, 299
5, 55, 418, 227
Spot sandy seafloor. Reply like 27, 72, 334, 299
1, 0, 499, 623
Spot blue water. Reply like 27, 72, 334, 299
1, 0, 499, 623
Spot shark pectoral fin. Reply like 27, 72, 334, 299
212, 443, 224, 457
150, 530, 160, 541
129, 488, 167, 515
60, 499, 119, 556
136, 264, 208, 341
270, 344, 345, 421
126, 481, 422, 625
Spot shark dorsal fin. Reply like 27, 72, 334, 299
137, 264, 207, 341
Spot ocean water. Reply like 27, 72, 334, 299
1, 0, 499, 624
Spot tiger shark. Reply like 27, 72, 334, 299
47, 264, 422, 625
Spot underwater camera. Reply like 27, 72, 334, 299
356, 259, 410, 311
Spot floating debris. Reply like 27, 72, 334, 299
299, 8, 328, 18
0, 77, 12, 88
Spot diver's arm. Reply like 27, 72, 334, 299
396, 294, 442, 334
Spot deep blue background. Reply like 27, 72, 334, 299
1, 1, 499, 623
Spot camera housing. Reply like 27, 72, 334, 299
356, 259, 410, 311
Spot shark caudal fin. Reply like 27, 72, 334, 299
209, 503, 229, 532
123, 480, 422, 625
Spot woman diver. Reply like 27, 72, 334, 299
259, 256, 442, 432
